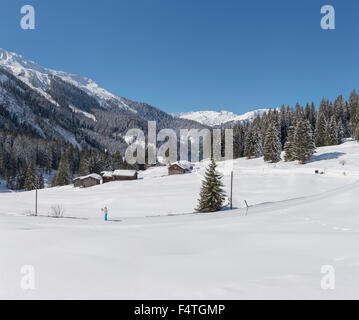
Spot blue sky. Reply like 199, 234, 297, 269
0, 0, 358, 114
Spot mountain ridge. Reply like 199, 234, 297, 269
0, 48, 207, 153
172, 108, 271, 127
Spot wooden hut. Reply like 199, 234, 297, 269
168, 161, 193, 175
112, 170, 138, 181
73, 174, 102, 188
101, 171, 114, 183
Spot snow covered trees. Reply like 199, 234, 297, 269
244, 125, 262, 159
24, 162, 37, 191
284, 124, 296, 162
349, 90, 359, 138
315, 109, 327, 147
263, 122, 282, 163
284, 120, 315, 164
295, 120, 316, 164
326, 116, 338, 146
196, 158, 226, 213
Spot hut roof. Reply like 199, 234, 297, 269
101, 171, 114, 178
73, 173, 102, 181
169, 161, 193, 170
113, 170, 137, 177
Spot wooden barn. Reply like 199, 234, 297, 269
73, 174, 102, 188
113, 170, 138, 181
101, 171, 114, 183
168, 161, 193, 175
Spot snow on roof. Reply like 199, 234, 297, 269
101, 171, 114, 178
73, 173, 102, 181
170, 161, 193, 170
113, 170, 137, 177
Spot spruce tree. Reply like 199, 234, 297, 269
294, 120, 315, 164
263, 123, 282, 163
337, 119, 344, 144
24, 162, 37, 191
349, 90, 358, 137
284, 124, 296, 162
315, 110, 327, 147
244, 126, 262, 159
326, 116, 338, 146
52, 155, 72, 186
16, 160, 28, 190
196, 158, 226, 213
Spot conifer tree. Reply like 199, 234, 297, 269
263, 123, 282, 163
326, 116, 338, 146
16, 160, 28, 190
294, 120, 315, 164
315, 111, 327, 147
244, 126, 262, 159
24, 162, 37, 191
284, 124, 296, 162
349, 90, 358, 137
337, 119, 344, 144
196, 158, 226, 213
52, 155, 72, 186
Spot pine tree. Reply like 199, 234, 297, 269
244, 125, 262, 159
294, 120, 315, 164
337, 119, 344, 144
284, 124, 296, 162
326, 116, 338, 146
263, 123, 282, 163
15, 160, 28, 190
24, 162, 37, 191
196, 158, 226, 213
349, 90, 358, 137
52, 155, 72, 186
315, 110, 327, 147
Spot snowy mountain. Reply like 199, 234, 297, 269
173, 108, 271, 127
0, 48, 136, 113
0, 48, 206, 153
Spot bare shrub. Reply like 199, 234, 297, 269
50, 204, 65, 218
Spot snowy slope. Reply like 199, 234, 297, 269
1, 141, 359, 299
0, 48, 136, 113
173, 109, 270, 127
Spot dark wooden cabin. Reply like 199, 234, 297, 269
113, 170, 138, 181
168, 162, 193, 175
101, 171, 114, 183
73, 174, 102, 188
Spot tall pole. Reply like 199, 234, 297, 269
230, 171, 233, 210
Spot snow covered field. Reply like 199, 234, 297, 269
1, 141, 359, 299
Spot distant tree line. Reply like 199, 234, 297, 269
0, 128, 137, 190
232, 90, 359, 164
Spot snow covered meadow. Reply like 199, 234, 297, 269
1, 140, 359, 299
